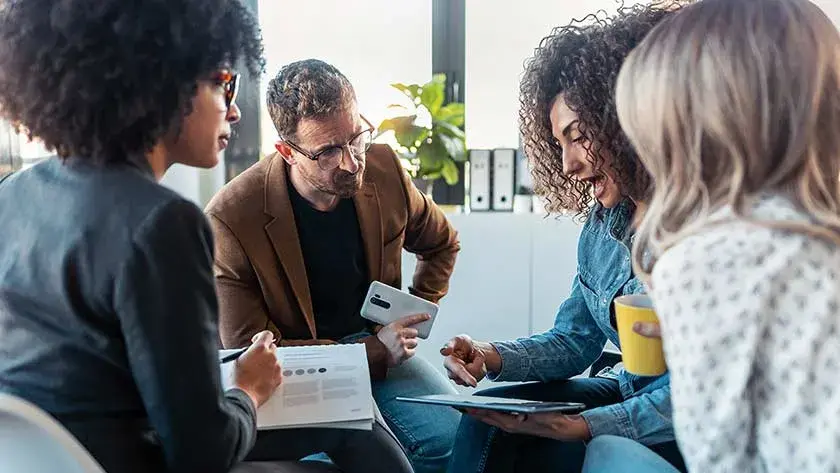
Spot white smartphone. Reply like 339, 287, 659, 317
360, 281, 439, 339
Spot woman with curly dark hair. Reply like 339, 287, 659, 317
0, 1, 412, 473
439, 3, 688, 473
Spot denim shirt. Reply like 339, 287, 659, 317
490, 200, 674, 445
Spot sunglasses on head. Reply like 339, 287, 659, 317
210, 70, 240, 111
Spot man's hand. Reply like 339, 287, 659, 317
440, 334, 501, 387
632, 321, 661, 339
464, 409, 591, 442
376, 313, 430, 367
232, 330, 283, 408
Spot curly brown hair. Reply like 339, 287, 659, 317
520, 1, 686, 218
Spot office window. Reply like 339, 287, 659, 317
257, 0, 433, 156
464, 0, 644, 149
19, 137, 52, 169
0, 123, 53, 176
0, 122, 20, 176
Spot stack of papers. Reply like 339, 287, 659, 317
220, 343, 373, 430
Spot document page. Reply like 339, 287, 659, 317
220, 343, 373, 430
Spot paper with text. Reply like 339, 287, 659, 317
220, 343, 373, 430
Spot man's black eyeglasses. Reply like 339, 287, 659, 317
280, 116, 375, 171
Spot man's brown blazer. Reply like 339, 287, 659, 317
205, 144, 459, 379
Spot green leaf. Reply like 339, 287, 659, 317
420, 79, 445, 115
416, 140, 446, 170
378, 116, 413, 133
438, 133, 466, 162
441, 159, 460, 185
435, 102, 465, 126
379, 116, 430, 149
379, 115, 415, 132
392, 83, 421, 100
395, 126, 430, 149
435, 120, 466, 140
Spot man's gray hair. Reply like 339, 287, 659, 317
266, 59, 356, 140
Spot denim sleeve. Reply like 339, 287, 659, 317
488, 277, 607, 383
581, 375, 675, 445
115, 199, 257, 473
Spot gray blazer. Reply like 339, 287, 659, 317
0, 158, 256, 473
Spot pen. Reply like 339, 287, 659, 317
219, 347, 247, 364
219, 338, 279, 364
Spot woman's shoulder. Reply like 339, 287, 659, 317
653, 197, 839, 295
44, 158, 205, 243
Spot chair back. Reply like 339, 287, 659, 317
0, 393, 107, 473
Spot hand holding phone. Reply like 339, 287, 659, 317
360, 281, 439, 339
376, 313, 431, 367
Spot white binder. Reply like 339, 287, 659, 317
469, 149, 491, 211
492, 148, 516, 211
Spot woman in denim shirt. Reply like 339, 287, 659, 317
440, 3, 687, 472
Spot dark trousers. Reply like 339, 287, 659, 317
446, 378, 686, 473
245, 415, 414, 473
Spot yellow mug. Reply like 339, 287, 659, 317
614, 295, 666, 376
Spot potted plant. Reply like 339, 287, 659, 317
376, 74, 466, 194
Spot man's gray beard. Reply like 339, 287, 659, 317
304, 168, 363, 199
332, 171, 363, 198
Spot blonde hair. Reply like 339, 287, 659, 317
616, 0, 840, 279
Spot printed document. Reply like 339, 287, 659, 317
220, 343, 373, 430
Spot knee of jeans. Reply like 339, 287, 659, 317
583, 435, 629, 469
388, 416, 458, 459
587, 435, 625, 451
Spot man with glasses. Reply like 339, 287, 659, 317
206, 59, 461, 473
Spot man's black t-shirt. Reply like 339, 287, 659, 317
288, 180, 370, 340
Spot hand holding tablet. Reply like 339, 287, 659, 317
397, 395, 592, 441
396, 394, 585, 415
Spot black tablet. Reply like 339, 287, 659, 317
396, 394, 586, 415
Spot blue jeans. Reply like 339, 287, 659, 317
446, 378, 686, 473
373, 355, 461, 473
583, 436, 681, 473
331, 331, 459, 473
